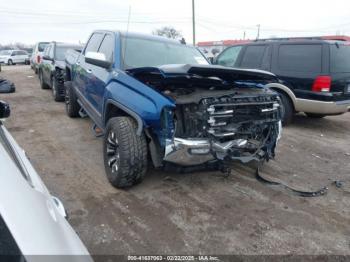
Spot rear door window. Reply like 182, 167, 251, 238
278, 44, 322, 73
84, 33, 104, 54
240, 45, 267, 68
216, 46, 242, 67
330, 44, 350, 73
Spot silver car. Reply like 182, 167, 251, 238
0, 50, 30, 65
0, 101, 92, 261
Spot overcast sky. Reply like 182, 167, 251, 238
1, 0, 350, 45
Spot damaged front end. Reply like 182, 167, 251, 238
163, 92, 282, 166
128, 64, 282, 167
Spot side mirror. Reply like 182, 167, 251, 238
85, 52, 111, 69
212, 56, 218, 65
0, 101, 10, 119
43, 55, 53, 61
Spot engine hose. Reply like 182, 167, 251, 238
255, 165, 328, 197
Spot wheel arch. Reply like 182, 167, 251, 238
103, 100, 144, 136
65, 66, 72, 81
265, 83, 296, 111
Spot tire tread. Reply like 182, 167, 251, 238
104, 117, 147, 188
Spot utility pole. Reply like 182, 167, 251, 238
243, 31, 246, 40
192, 0, 196, 46
256, 24, 261, 40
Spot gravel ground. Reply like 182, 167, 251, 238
1, 65, 350, 255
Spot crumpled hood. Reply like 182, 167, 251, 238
126, 64, 279, 89
158, 64, 275, 77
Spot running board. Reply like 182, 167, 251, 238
92, 124, 104, 137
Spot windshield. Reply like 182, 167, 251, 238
38, 43, 49, 52
121, 36, 208, 69
330, 43, 350, 73
0, 50, 11, 56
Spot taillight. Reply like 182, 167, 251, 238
312, 76, 331, 92
37, 55, 41, 64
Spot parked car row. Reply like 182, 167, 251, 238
214, 37, 350, 124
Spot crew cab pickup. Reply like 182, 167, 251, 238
65, 30, 282, 188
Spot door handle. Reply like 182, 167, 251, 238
87, 69, 92, 74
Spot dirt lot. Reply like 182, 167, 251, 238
1, 65, 350, 255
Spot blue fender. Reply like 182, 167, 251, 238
102, 70, 175, 136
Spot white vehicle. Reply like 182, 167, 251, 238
0, 50, 29, 65
0, 101, 92, 261
30, 42, 49, 74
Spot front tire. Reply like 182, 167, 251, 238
52, 73, 64, 102
64, 81, 80, 117
7, 59, 13, 66
103, 117, 148, 188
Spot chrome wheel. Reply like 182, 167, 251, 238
106, 131, 120, 173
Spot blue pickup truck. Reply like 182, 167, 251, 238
64, 30, 282, 188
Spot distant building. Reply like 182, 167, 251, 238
319, 35, 350, 41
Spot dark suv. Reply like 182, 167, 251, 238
215, 38, 350, 124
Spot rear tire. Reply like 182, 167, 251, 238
103, 117, 148, 188
305, 113, 326, 118
39, 70, 49, 89
278, 92, 293, 125
65, 81, 80, 117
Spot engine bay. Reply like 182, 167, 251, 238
127, 66, 282, 165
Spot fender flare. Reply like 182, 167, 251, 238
103, 99, 144, 136
265, 83, 297, 109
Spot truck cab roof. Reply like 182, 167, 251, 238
93, 30, 185, 45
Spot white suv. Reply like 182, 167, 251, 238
0, 50, 29, 65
